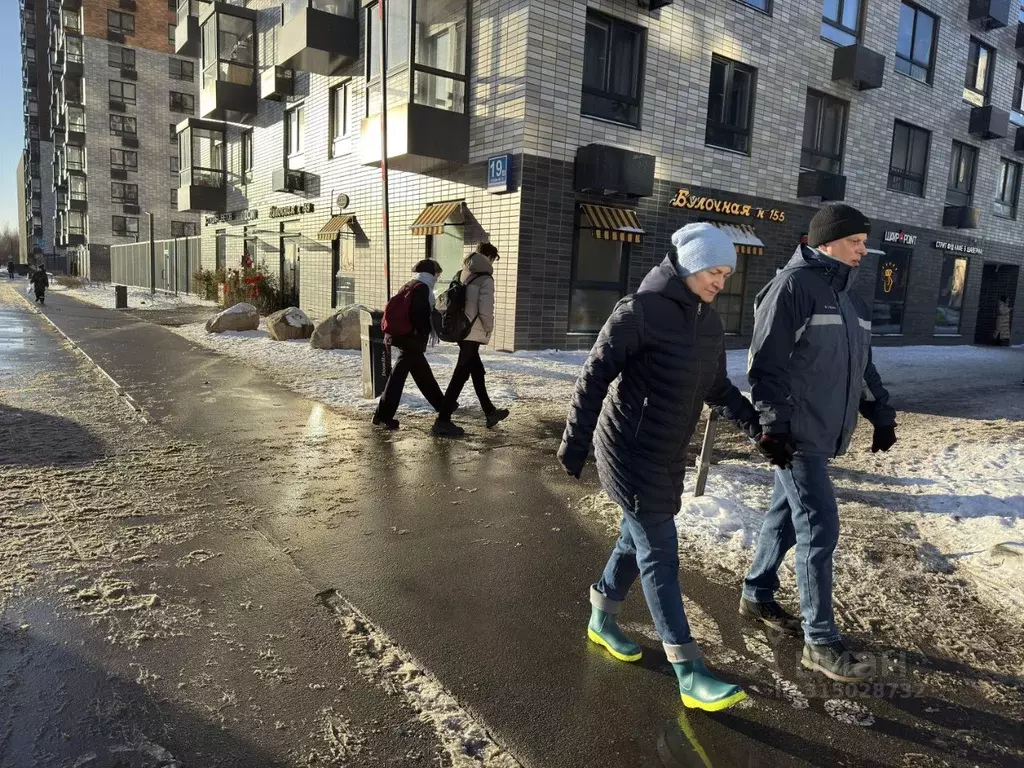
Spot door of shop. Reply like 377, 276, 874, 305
280, 220, 301, 308
974, 263, 1019, 344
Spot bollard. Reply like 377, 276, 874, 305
114, 284, 128, 310
359, 308, 390, 399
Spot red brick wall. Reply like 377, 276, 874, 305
83, 0, 175, 54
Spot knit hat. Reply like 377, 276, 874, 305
807, 204, 871, 248
670, 223, 737, 277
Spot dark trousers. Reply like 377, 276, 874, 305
375, 347, 445, 421
440, 341, 494, 419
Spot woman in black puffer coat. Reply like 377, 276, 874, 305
558, 222, 760, 712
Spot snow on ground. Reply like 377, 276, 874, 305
52, 282, 219, 311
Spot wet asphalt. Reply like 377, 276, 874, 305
14, 289, 1024, 767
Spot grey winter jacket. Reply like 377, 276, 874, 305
748, 245, 896, 457
559, 253, 759, 517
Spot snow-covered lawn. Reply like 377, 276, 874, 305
52, 281, 219, 311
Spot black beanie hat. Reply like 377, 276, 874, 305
807, 204, 871, 248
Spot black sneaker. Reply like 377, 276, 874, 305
801, 641, 874, 683
432, 419, 465, 438
485, 408, 510, 429
372, 415, 400, 430
738, 598, 802, 636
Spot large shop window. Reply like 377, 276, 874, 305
872, 248, 911, 335
934, 256, 969, 336
963, 38, 994, 107
581, 11, 646, 128
801, 90, 847, 174
428, 227, 465, 295
821, 0, 861, 47
888, 121, 929, 197
993, 159, 1021, 220
706, 56, 756, 154
895, 2, 936, 84
946, 141, 978, 207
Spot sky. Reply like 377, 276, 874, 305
0, 1, 25, 232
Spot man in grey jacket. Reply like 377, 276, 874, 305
740, 203, 897, 683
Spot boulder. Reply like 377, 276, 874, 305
205, 302, 260, 334
267, 307, 314, 341
310, 304, 368, 350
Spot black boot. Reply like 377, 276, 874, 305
801, 641, 874, 683
738, 597, 802, 636
432, 419, 465, 438
485, 408, 510, 429
372, 414, 400, 430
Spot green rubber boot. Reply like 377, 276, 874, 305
671, 656, 747, 712
586, 587, 642, 663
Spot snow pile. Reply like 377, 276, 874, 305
55, 282, 218, 311
223, 301, 258, 315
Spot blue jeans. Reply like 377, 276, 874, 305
742, 455, 840, 645
595, 505, 692, 647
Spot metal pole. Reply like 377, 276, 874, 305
693, 411, 720, 498
378, 0, 392, 300
148, 212, 155, 294
173, 237, 179, 295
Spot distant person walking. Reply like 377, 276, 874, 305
7, 260, 14, 279
372, 260, 448, 430
994, 296, 1012, 346
30, 265, 49, 305
559, 223, 760, 712
432, 243, 509, 438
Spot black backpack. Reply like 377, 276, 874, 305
432, 273, 483, 343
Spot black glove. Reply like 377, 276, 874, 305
758, 433, 797, 469
557, 444, 584, 479
871, 425, 897, 453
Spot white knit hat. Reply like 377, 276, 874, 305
670, 223, 737, 277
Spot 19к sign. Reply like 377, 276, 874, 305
487, 154, 512, 194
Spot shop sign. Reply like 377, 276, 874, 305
670, 188, 786, 222
487, 154, 512, 194
934, 240, 982, 255
884, 230, 917, 246
269, 203, 315, 218
205, 208, 258, 226
875, 252, 910, 300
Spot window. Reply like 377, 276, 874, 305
67, 146, 85, 171
109, 80, 137, 105
112, 215, 139, 236
873, 248, 912, 335
169, 58, 194, 81
108, 10, 135, 35
171, 154, 180, 174
170, 123, 178, 143
1014, 64, 1024, 115
888, 121, 930, 197
108, 45, 135, 70
994, 159, 1021, 219
964, 38, 994, 106
168, 23, 175, 46
895, 2, 936, 84
69, 176, 87, 201
171, 221, 198, 237
427, 226, 465, 295
581, 11, 645, 128
170, 91, 195, 114
67, 107, 86, 132
110, 148, 139, 171
706, 55, 756, 154
329, 83, 349, 154
110, 181, 139, 204
240, 130, 253, 181
822, 0, 860, 46
801, 91, 847, 174
285, 105, 305, 169
934, 257, 969, 335
946, 141, 978, 207
412, 0, 468, 114
68, 211, 86, 236
215, 230, 226, 271
569, 210, 629, 334
109, 115, 137, 136
171, 188, 178, 207
202, 10, 256, 90
62, 10, 81, 32
710, 254, 748, 335
738, 0, 771, 12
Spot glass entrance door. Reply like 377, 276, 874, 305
280, 220, 301, 307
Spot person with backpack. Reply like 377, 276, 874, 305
432, 242, 508, 438
372, 260, 448, 430
558, 223, 760, 712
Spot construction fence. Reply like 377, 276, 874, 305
110, 237, 202, 294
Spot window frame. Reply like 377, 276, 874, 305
736, 0, 771, 13
329, 82, 350, 155
994, 158, 1021, 220
169, 91, 196, 115
171, 221, 198, 237
800, 89, 848, 175
568, 209, 632, 335
112, 215, 140, 236
169, 58, 195, 81
170, 154, 180, 174
109, 114, 138, 136
108, 79, 137, 106
895, 2, 938, 85
110, 181, 139, 204
285, 105, 305, 169
821, 0, 861, 46
933, 256, 969, 336
580, 10, 647, 129
946, 140, 979, 208
107, 10, 136, 35
1014, 63, 1024, 114
705, 54, 757, 155
110, 148, 139, 171
887, 120, 931, 198
240, 129, 253, 182
964, 37, 995, 106
108, 45, 135, 70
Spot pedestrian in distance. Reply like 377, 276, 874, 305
432, 242, 510, 438
372, 260, 449, 431
558, 223, 761, 712
741, 203, 897, 684
30, 265, 48, 305
994, 295, 1012, 346
6, 260, 14, 280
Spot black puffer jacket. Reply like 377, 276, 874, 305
558, 254, 759, 516
386, 278, 434, 353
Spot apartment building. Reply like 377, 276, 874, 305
19, 0, 53, 266
21, 0, 201, 279
177, 0, 1024, 350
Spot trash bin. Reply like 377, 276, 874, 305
360, 308, 390, 399
114, 284, 128, 310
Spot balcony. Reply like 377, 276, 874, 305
969, 105, 1009, 139
260, 65, 294, 101
797, 170, 847, 201
60, 0, 81, 10
62, 44, 83, 78
942, 206, 980, 229
175, 0, 206, 57
277, 0, 359, 77
360, 103, 468, 172
831, 44, 885, 90
176, 118, 227, 213
968, 0, 1010, 30
199, 3, 257, 121
272, 167, 309, 194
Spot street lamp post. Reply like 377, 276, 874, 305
148, 211, 155, 295
378, 0, 392, 301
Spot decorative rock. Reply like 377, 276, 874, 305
310, 304, 368, 350
205, 303, 260, 334
267, 307, 314, 341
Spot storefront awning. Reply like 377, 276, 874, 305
410, 201, 463, 236
580, 204, 645, 244
712, 223, 764, 256
317, 214, 357, 241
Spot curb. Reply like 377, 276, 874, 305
8, 286, 151, 425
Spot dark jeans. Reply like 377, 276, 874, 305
742, 455, 841, 645
375, 347, 444, 421
439, 341, 494, 419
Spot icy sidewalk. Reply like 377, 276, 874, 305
50, 281, 219, 311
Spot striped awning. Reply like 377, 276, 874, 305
410, 201, 463, 236
580, 204, 645, 244
712, 222, 765, 256
316, 214, 357, 241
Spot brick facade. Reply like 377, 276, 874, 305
83, 0, 176, 55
